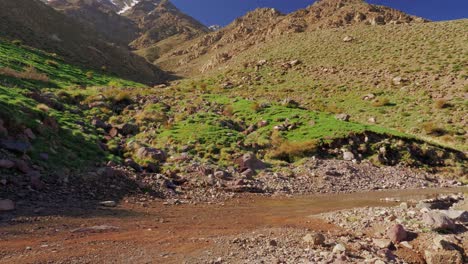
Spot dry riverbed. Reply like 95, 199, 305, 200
0, 187, 466, 264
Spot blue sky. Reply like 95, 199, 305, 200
171, 0, 468, 26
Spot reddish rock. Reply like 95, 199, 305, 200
136, 147, 166, 163
0, 119, 7, 137
387, 224, 408, 243
91, 118, 110, 130
109, 127, 119, 138
236, 153, 266, 172
422, 211, 456, 231
0, 140, 32, 153
28, 171, 45, 190
14, 159, 32, 174
43, 117, 59, 131
24, 128, 36, 140
0, 159, 15, 169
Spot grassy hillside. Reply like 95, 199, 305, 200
0, 37, 465, 180
0, 40, 141, 170
179, 20, 467, 151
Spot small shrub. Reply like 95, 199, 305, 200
36, 104, 50, 112
251, 102, 262, 112
85, 71, 94, 79
372, 97, 391, 107
223, 105, 234, 117
422, 122, 446, 136
269, 140, 319, 162
434, 99, 450, 109
0, 66, 49, 82
45, 59, 59, 68
11, 39, 22, 46
113, 91, 132, 104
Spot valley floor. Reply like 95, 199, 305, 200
0, 175, 466, 263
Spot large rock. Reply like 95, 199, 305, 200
440, 210, 468, 223
387, 224, 407, 243
0, 159, 15, 169
114, 123, 139, 136
0, 140, 32, 153
373, 238, 392, 249
424, 249, 463, 264
343, 151, 355, 161
0, 199, 15, 211
422, 211, 456, 231
136, 147, 167, 163
236, 153, 266, 172
335, 113, 350, 122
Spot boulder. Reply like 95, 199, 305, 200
125, 158, 142, 172
0, 159, 15, 169
91, 118, 110, 130
335, 113, 350, 122
332, 243, 346, 254
343, 151, 355, 161
387, 224, 407, 243
14, 159, 32, 174
424, 250, 463, 264
0, 199, 15, 211
373, 238, 392, 249
0, 140, 32, 153
23, 128, 36, 140
136, 147, 166, 163
440, 210, 468, 223
236, 153, 266, 172
28, 171, 45, 190
422, 211, 456, 231
115, 123, 139, 136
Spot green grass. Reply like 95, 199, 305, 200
0, 40, 143, 170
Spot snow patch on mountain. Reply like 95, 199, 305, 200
117, 0, 140, 14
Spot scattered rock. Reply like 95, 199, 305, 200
335, 113, 350, 122
0, 159, 15, 169
136, 147, 167, 163
422, 211, 456, 231
114, 123, 139, 136
236, 153, 266, 172
0, 199, 15, 211
332, 243, 346, 254
23, 128, 36, 140
343, 151, 355, 161
373, 238, 392, 249
440, 210, 468, 223
303, 233, 325, 246
424, 249, 463, 264
99, 201, 117, 207
71, 225, 119, 233
0, 140, 32, 153
343, 36, 354, 42
387, 224, 407, 243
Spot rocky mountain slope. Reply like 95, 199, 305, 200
156, 0, 427, 73
46, 0, 139, 45
1, 0, 165, 84
123, 0, 209, 50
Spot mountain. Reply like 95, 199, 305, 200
47, 0, 139, 45
123, 0, 209, 50
156, 0, 427, 74
1, 0, 165, 84
42, 0, 209, 63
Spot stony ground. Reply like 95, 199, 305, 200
190, 193, 468, 264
